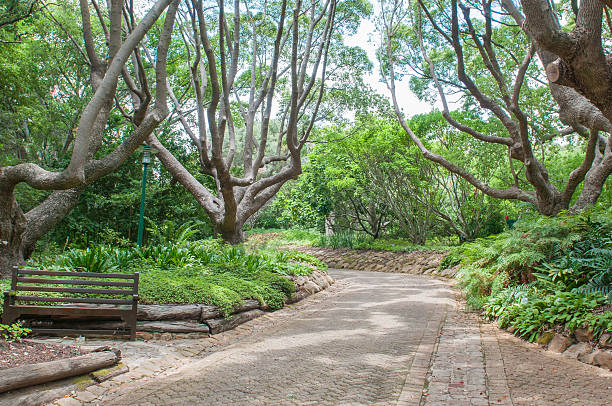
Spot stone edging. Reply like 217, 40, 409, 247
506, 326, 612, 371
289, 246, 457, 278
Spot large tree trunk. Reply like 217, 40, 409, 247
219, 226, 245, 245
22, 188, 84, 258
0, 186, 26, 278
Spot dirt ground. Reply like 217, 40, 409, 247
0, 340, 83, 370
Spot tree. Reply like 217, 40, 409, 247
516, 0, 612, 209
150, 0, 368, 243
380, 0, 611, 216
0, 0, 179, 277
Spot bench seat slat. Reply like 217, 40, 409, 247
14, 295, 133, 305
8, 305, 132, 316
16, 278, 134, 287
16, 286, 135, 295
17, 270, 137, 279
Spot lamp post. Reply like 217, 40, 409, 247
137, 145, 156, 248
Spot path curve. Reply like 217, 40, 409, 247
56, 269, 612, 406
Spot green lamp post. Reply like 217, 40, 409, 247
137, 145, 157, 248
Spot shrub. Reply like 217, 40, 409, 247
455, 208, 612, 339
59, 246, 114, 273
0, 322, 31, 342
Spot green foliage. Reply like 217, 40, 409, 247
485, 289, 609, 342
58, 246, 114, 273
454, 208, 612, 341
317, 231, 373, 250
246, 229, 323, 249
146, 219, 200, 246
9, 235, 327, 316
0, 322, 31, 342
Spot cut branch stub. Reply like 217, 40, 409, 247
546, 58, 576, 88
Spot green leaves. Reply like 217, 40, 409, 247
485, 289, 609, 342
457, 208, 612, 342
0, 322, 31, 342
20, 237, 327, 316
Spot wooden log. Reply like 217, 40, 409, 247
0, 351, 119, 393
200, 305, 223, 321
137, 321, 210, 333
232, 299, 261, 314
205, 309, 265, 334
137, 304, 202, 321
42, 320, 210, 334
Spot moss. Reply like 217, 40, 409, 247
91, 362, 127, 380
72, 375, 95, 389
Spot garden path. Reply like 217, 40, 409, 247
49, 270, 611, 406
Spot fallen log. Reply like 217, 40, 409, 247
0, 351, 119, 393
137, 321, 210, 334
138, 304, 203, 321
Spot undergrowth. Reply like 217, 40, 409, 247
1, 238, 327, 318
248, 228, 450, 252
442, 206, 612, 342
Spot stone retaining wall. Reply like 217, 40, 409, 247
291, 246, 457, 278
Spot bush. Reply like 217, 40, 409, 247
453, 208, 612, 340
0, 322, 31, 342
485, 289, 610, 342
6, 238, 325, 317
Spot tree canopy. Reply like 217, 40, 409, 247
0, 0, 610, 266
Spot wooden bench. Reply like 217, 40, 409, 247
2, 267, 139, 340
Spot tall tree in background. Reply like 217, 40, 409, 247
0, 0, 179, 277
380, 0, 611, 215
151, 0, 364, 243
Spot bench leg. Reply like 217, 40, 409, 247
130, 316, 136, 341
124, 313, 137, 341
1, 309, 18, 325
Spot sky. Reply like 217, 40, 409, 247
343, 17, 434, 117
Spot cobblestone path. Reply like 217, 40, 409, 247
492, 323, 612, 405
76, 270, 454, 405
47, 270, 611, 406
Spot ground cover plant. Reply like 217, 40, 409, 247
443, 206, 612, 342
0, 238, 326, 319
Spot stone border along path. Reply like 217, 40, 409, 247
20, 269, 611, 405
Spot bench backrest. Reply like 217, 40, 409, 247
8, 267, 139, 306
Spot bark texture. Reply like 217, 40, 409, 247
0, 0, 179, 277
154, 0, 338, 243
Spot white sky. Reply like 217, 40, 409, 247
344, 17, 433, 117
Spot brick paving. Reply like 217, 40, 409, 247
491, 323, 612, 405
38, 269, 612, 406
59, 270, 455, 405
